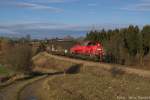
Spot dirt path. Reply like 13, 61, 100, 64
18, 75, 58, 100
0, 75, 47, 100
18, 77, 48, 100
50, 54, 150, 78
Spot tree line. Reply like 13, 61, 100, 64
86, 25, 150, 65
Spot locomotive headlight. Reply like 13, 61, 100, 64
97, 48, 102, 51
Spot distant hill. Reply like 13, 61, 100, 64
0, 29, 87, 39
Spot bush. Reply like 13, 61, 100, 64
2, 43, 33, 74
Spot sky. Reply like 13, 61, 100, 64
0, 0, 150, 39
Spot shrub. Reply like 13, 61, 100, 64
2, 43, 33, 74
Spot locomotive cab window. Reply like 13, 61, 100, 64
87, 42, 96, 46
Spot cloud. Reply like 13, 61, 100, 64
141, 0, 150, 2
0, 22, 131, 34
15, 2, 63, 12
0, 22, 90, 33
0, 0, 79, 12
121, 0, 150, 11
0, 0, 77, 4
0, 22, 89, 38
0, 22, 136, 39
122, 3, 150, 11
0, 0, 72, 12
0, 28, 18, 34
29, 0, 78, 3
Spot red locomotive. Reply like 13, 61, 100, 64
70, 41, 105, 59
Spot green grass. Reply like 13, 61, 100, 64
0, 65, 13, 76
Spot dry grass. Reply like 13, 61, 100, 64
20, 65, 150, 100
32, 52, 76, 73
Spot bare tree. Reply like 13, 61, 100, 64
2, 41, 33, 74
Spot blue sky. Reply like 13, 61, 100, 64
0, 0, 150, 38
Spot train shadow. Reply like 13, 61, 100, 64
65, 64, 83, 74
18, 64, 83, 81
